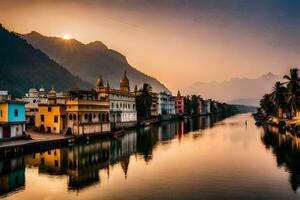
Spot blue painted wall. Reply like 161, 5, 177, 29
8, 103, 25, 122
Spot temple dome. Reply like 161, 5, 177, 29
96, 75, 104, 87
48, 87, 57, 98
120, 71, 130, 91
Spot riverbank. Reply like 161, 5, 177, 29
0, 112, 241, 159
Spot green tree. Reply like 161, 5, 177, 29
260, 93, 276, 116
283, 68, 300, 116
136, 83, 153, 118
270, 81, 287, 116
184, 96, 192, 115
191, 95, 199, 116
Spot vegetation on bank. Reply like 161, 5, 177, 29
258, 68, 300, 119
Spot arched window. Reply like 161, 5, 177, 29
69, 114, 73, 120
102, 113, 105, 122
73, 114, 77, 121
116, 103, 119, 109
98, 113, 101, 121
89, 114, 92, 121
93, 114, 96, 119
111, 103, 114, 108
128, 104, 131, 109
84, 114, 88, 120
106, 113, 109, 122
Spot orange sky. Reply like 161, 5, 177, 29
0, 0, 299, 93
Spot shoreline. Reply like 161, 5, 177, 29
0, 112, 243, 159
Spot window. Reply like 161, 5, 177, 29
69, 114, 73, 120
55, 160, 59, 167
111, 103, 114, 108
14, 109, 18, 117
48, 107, 52, 112
41, 115, 45, 122
0, 110, 2, 117
73, 114, 77, 121
54, 116, 58, 123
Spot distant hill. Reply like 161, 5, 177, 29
20, 31, 170, 93
0, 25, 92, 97
183, 72, 281, 106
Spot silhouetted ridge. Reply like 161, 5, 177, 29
21, 31, 170, 93
0, 25, 92, 97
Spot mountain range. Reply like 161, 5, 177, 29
20, 31, 169, 93
183, 72, 281, 106
0, 25, 92, 97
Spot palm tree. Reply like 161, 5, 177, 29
283, 68, 300, 116
136, 83, 153, 118
260, 93, 276, 116
270, 81, 287, 117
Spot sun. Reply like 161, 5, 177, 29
63, 33, 71, 40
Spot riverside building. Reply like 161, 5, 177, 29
157, 92, 176, 115
22, 87, 48, 125
175, 90, 184, 114
107, 72, 137, 129
0, 99, 26, 140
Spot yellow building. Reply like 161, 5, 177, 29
65, 87, 110, 136
35, 88, 66, 134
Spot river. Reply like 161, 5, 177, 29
1, 114, 300, 199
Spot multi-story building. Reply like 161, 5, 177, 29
175, 90, 184, 114
22, 88, 48, 125
201, 99, 211, 115
65, 87, 110, 136
108, 72, 137, 129
35, 82, 111, 136
150, 92, 159, 116
157, 92, 175, 115
0, 99, 26, 140
35, 88, 67, 134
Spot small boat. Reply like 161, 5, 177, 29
112, 129, 125, 139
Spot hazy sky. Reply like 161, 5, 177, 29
1, 0, 300, 92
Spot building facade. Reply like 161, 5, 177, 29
35, 88, 66, 134
0, 100, 26, 140
108, 72, 137, 129
175, 90, 184, 114
65, 88, 110, 136
22, 88, 48, 125
157, 92, 176, 115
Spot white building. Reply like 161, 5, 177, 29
22, 88, 48, 125
107, 72, 137, 129
157, 92, 176, 115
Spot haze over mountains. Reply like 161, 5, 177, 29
183, 72, 281, 106
0, 25, 92, 97
20, 31, 169, 93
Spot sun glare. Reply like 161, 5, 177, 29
63, 33, 71, 40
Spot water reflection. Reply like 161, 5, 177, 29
0, 114, 232, 197
0, 157, 25, 197
262, 125, 300, 192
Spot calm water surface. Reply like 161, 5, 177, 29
1, 114, 300, 199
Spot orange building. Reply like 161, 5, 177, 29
175, 91, 184, 114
